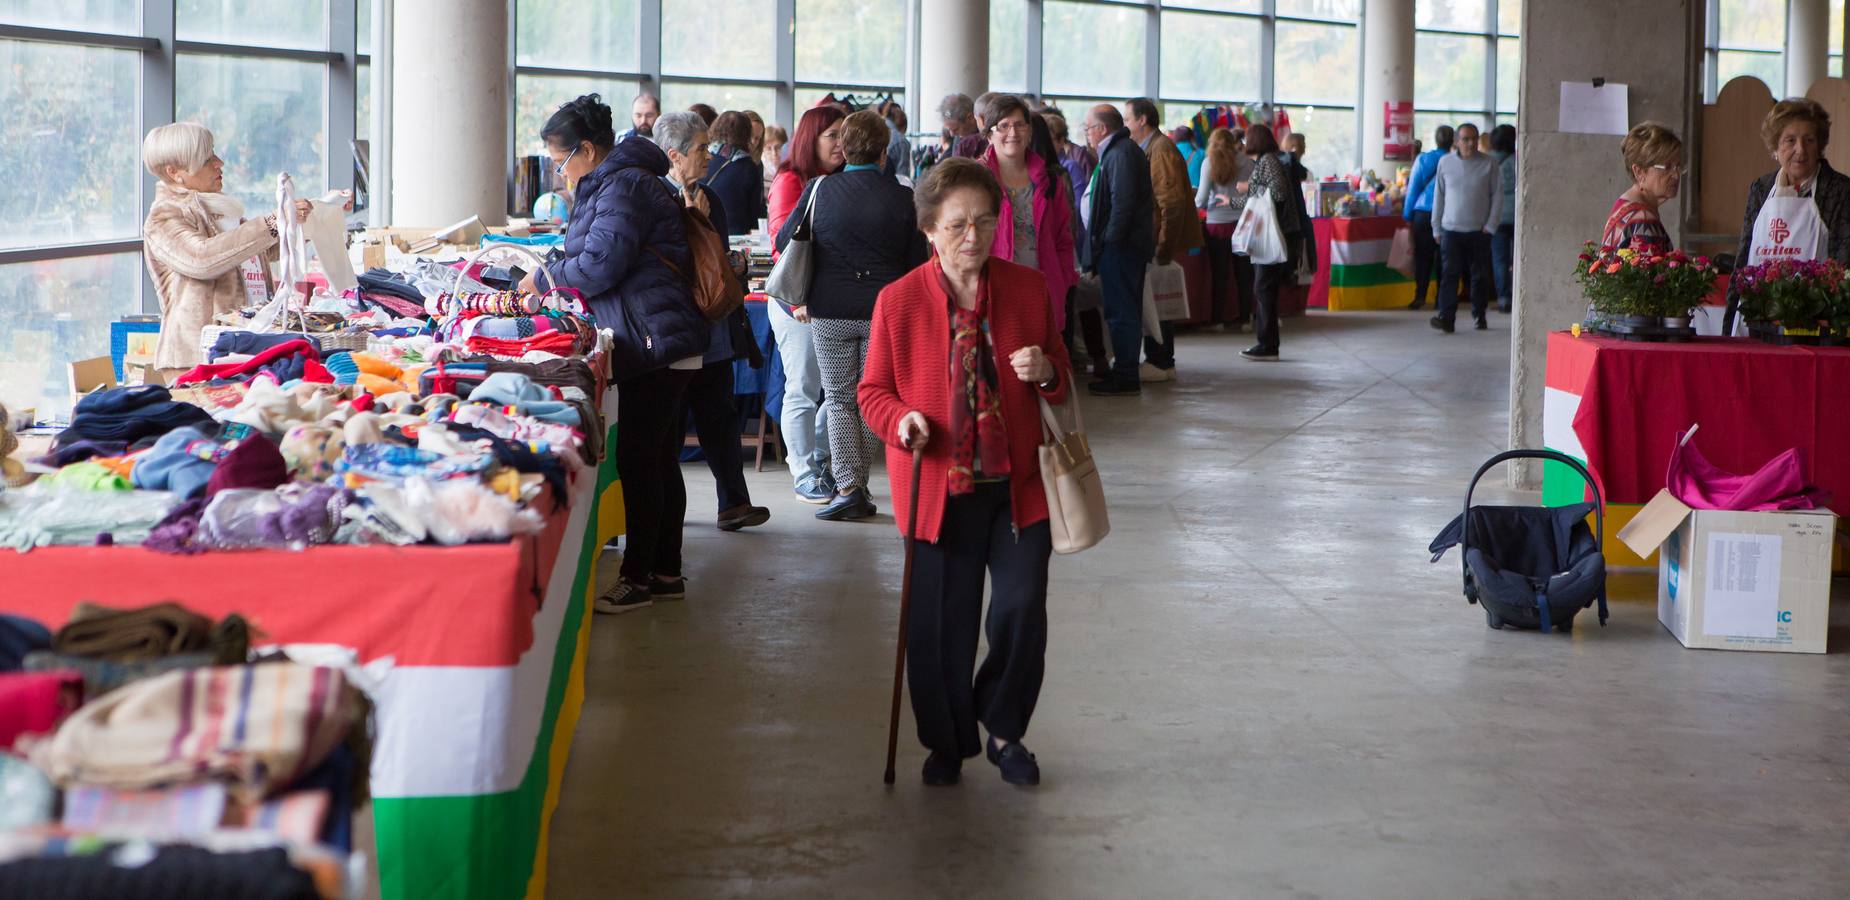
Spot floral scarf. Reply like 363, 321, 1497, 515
941, 264, 1010, 495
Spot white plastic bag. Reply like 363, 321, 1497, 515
1230, 193, 1287, 266
1141, 262, 1189, 337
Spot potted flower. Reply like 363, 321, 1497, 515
1733, 258, 1845, 344
1573, 242, 1714, 334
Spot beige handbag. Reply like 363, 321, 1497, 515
1037, 390, 1109, 554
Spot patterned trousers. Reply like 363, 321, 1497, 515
811, 317, 880, 493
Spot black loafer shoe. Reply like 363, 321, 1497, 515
1475, 316, 1488, 331
1087, 376, 1141, 397
648, 575, 686, 600
717, 504, 771, 531
986, 740, 1041, 786
816, 487, 877, 521
1240, 344, 1279, 361
922, 752, 962, 786
1429, 315, 1454, 334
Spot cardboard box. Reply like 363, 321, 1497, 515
1619, 490, 1835, 654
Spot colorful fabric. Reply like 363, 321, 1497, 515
36, 462, 131, 492
941, 267, 1011, 495
1600, 198, 1672, 253
27, 662, 366, 804
337, 443, 492, 484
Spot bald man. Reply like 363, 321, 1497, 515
1078, 103, 1155, 397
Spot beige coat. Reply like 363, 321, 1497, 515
143, 182, 277, 370
1146, 132, 1205, 263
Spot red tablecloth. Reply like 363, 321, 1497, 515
5, 500, 569, 668
1558, 333, 1850, 505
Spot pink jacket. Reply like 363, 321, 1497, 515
982, 148, 1078, 330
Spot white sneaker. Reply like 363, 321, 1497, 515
1139, 363, 1174, 383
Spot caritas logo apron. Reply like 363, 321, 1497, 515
1748, 183, 1828, 266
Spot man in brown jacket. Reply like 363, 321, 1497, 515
1125, 98, 1204, 382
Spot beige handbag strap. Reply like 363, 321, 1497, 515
1037, 371, 1085, 443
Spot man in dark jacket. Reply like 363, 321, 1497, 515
1079, 104, 1155, 397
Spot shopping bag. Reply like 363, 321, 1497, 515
1038, 392, 1109, 554
1387, 225, 1415, 277
1140, 262, 1189, 337
1230, 193, 1287, 265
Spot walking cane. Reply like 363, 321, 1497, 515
883, 443, 925, 786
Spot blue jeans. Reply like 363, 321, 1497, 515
768, 301, 831, 491
1095, 243, 1147, 380
1491, 224, 1515, 305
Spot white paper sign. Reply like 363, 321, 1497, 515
1558, 82, 1630, 136
1703, 532, 1782, 638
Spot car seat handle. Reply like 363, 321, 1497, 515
1461, 449, 1606, 586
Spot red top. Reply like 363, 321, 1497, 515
859, 258, 1073, 543
1600, 198, 1672, 253
767, 169, 806, 244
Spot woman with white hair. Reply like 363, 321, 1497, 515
140, 122, 345, 378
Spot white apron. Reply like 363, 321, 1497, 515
1739, 173, 1829, 334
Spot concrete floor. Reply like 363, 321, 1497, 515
551, 311, 1850, 900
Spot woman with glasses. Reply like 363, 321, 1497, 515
857, 157, 1074, 788
521, 93, 710, 614
1725, 99, 1850, 332
979, 95, 1077, 335
1600, 122, 1684, 255
775, 110, 929, 521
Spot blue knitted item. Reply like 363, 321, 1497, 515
324, 352, 360, 385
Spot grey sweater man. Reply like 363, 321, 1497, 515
1432, 152, 1503, 236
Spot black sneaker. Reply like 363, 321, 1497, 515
1475, 316, 1489, 331
816, 486, 877, 521
716, 504, 771, 532
1429, 315, 1454, 334
1240, 344, 1279, 361
1087, 375, 1141, 397
985, 739, 1041, 786
648, 575, 686, 600
594, 580, 652, 614
921, 752, 962, 786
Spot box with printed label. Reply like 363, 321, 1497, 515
1618, 490, 1834, 654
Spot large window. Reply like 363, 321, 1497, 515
1044, 1, 1146, 97
990, 0, 1030, 93
1, 2, 352, 419
1159, 10, 1261, 102
1414, 0, 1520, 157
1704, 0, 1787, 99
663, 0, 774, 79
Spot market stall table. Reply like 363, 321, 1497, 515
1308, 216, 1415, 311
2, 398, 625, 900
1542, 331, 1850, 565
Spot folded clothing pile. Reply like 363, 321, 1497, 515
175, 340, 330, 387
55, 386, 216, 450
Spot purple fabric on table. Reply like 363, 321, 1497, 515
143, 498, 209, 555
31, 440, 129, 468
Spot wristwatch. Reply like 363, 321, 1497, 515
1037, 370, 1060, 391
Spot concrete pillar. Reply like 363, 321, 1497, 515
919, 0, 989, 133
390, 0, 507, 227
1360, 0, 1415, 174
1787, 0, 1829, 97
1507, 0, 1694, 486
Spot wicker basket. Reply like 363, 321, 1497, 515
319, 332, 372, 353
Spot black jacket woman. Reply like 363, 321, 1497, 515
774, 109, 930, 521
702, 110, 769, 237
1726, 98, 1850, 334
523, 93, 710, 613
1238, 124, 1300, 362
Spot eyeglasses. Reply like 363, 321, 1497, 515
554, 146, 579, 177
941, 217, 1000, 239
992, 120, 1030, 135
1650, 164, 1689, 177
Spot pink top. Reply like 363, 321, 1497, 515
980, 148, 1078, 331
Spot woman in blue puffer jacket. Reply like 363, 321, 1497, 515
522, 93, 711, 614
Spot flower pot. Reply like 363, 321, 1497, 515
1619, 314, 1662, 329
1662, 316, 1692, 329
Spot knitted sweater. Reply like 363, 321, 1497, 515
858, 259, 1072, 544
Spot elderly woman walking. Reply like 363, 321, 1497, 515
859, 157, 1075, 788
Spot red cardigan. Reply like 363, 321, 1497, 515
858, 258, 1073, 544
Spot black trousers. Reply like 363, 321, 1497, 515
1143, 320, 1176, 370
1437, 229, 1494, 325
1252, 261, 1292, 352
686, 360, 752, 512
1410, 210, 1441, 304
616, 366, 695, 584
908, 483, 1053, 758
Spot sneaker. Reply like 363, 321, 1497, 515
985, 739, 1041, 787
1139, 362, 1173, 383
816, 486, 877, 521
1240, 345, 1279, 361
1429, 315, 1455, 334
717, 504, 771, 531
1087, 375, 1141, 397
648, 575, 686, 600
1475, 316, 1489, 331
594, 579, 653, 614
794, 480, 832, 504
922, 752, 962, 786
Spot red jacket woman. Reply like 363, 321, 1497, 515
857, 157, 1074, 789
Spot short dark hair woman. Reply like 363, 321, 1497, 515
858, 156, 1075, 787
702, 110, 769, 236
523, 94, 711, 613
777, 109, 929, 521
